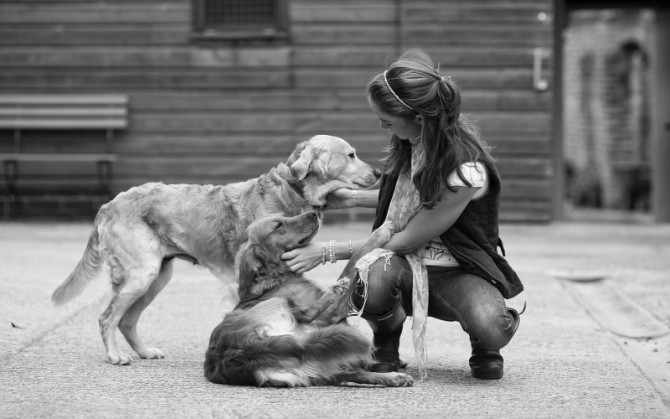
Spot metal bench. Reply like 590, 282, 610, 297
0, 94, 128, 205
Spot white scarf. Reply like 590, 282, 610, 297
355, 136, 429, 379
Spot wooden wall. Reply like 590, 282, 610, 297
0, 0, 555, 221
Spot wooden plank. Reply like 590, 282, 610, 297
291, 24, 396, 45
0, 108, 126, 117
1, 161, 114, 177
122, 90, 549, 112
293, 46, 543, 68
501, 178, 553, 199
0, 94, 127, 105
0, 119, 127, 129
114, 156, 286, 178
4, 157, 550, 188
0, 47, 291, 68
294, 68, 544, 89
403, 4, 551, 23
0, 153, 117, 162
292, 47, 400, 68
0, 69, 292, 90
403, 26, 551, 46
0, 24, 188, 46
130, 114, 295, 133
128, 91, 370, 112
0, 3, 188, 24
291, 3, 395, 23
113, 110, 550, 134
496, 158, 553, 177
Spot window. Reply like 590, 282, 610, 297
192, 0, 288, 42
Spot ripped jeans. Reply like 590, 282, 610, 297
352, 254, 519, 351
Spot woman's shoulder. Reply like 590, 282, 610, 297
447, 161, 487, 188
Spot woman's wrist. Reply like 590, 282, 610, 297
319, 239, 358, 262
350, 190, 358, 208
351, 189, 379, 208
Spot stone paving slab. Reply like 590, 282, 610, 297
1, 221, 669, 418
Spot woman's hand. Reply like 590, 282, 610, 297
324, 188, 355, 210
281, 242, 323, 273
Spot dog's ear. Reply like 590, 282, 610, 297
286, 141, 306, 167
237, 243, 285, 300
237, 243, 260, 300
288, 142, 312, 180
288, 142, 329, 181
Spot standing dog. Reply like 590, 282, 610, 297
204, 212, 413, 387
51, 135, 381, 365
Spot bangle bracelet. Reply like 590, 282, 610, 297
348, 240, 354, 256
329, 240, 336, 264
321, 242, 327, 265
351, 190, 358, 207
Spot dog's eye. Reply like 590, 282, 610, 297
348, 152, 355, 159
274, 221, 283, 231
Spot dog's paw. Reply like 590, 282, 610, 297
108, 352, 132, 365
138, 347, 165, 360
387, 372, 414, 387
369, 221, 394, 245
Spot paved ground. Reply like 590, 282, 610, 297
1, 219, 670, 418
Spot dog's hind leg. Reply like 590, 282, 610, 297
99, 258, 164, 365
118, 259, 174, 360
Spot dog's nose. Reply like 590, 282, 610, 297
306, 211, 318, 220
373, 167, 382, 178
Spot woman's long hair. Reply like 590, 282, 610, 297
367, 49, 495, 209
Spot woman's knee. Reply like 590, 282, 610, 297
353, 255, 411, 316
466, 306, 518, 350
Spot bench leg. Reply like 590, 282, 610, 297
97, 161, 113, 198
3, 160, 19, 195
2, 160, 20, 219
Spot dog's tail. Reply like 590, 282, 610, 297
51, 227, 103, 305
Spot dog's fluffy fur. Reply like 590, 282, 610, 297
204, 212, 413, 387
51, 135, 381, 365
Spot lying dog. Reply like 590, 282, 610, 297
204, 212, 414, 387
51, 135, 381, 365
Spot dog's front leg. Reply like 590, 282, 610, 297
293, 278, 351, 325
307, 221, 395, 325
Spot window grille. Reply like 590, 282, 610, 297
193, 0, 288, 40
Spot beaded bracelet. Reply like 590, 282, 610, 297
351, 189, 358, 208
329, 240, 336, 264
321, 242, 327, 265
348, 239, 354, 256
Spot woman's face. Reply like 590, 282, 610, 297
368, 97, 422, 140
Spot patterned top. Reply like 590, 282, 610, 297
420, 162, 488, 267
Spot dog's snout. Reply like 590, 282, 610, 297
306, 211, 318, 220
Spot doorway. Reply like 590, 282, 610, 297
554, 1, 669, 222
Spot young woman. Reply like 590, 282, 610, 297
282, 49, 524, 380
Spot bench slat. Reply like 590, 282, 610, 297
0, 153, 117, 162
0, 108, 127, 117
0, 94, 128, 105
0, 119, 127, 129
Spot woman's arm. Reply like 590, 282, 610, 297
325, 188, 379, 209
383, 186, 479, 254
281, 238, 369, 273
282, 186, 479, 272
